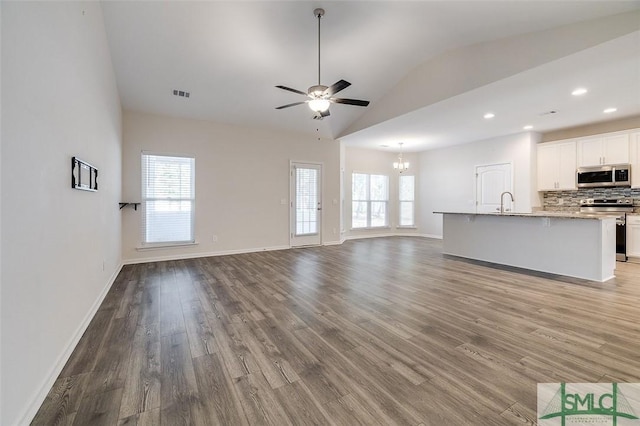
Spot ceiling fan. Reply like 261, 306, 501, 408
275, 8, 370, 120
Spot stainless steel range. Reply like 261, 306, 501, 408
580, 198, 634, 261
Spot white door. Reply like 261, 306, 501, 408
290, 163, 322, 247
476, 163, 513, 213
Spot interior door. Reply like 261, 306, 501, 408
476, 163, 513, 213
290, 163, 322, 247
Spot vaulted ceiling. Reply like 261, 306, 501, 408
101, 1, 640, 151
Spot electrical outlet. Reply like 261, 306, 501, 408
212, 235, 218, 242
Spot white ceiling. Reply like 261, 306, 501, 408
101, 1, 640, 151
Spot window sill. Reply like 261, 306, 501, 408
396, 226, 417, 229
136, 241, 199, 251
350, 226, 392, 231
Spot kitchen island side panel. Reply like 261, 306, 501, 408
442, 214, 616, 282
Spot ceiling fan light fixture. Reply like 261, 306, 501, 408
309, 85, 327, 97
274, 7, 369, 116
309, 98, 331, 112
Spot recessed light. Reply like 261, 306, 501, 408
523, 125, 533, 130
484, 113, 495, 119
572, 88, 588, 96
603, 107, 617, 114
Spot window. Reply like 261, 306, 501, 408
141, 153, 195, 245
352, 173, 389, 228
295, 166, 319, 235
399, 175, 415, 227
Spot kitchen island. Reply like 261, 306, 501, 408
435, 211, 617, 282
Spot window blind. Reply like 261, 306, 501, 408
399, 175, 415, 226
295, 167, 319, 235
141, 153, 195, 245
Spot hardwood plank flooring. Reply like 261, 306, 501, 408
33, 237, 640, 425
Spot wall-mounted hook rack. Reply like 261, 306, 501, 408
119, 202, 141, 211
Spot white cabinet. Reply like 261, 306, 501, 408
630, 132, 640, 188
577, 134, 629, 166
627, 215, 640, 259
537, 140, 577, 191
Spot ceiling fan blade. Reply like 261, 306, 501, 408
275, 101, 307, 110
331, 98, 370, 107
275, 85, 308, 96
323, 80, 351, 96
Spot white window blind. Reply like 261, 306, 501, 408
295, 167, 319, 235
141, 153, 195, 245
399, 175, 415, 227
352, 173, 389, 229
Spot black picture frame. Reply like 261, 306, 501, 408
71, 157, 98, 191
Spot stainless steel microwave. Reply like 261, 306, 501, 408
576, 164, 631, 188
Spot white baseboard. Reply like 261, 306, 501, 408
345, 232, 442, 241
123, 245, 290, 265
344, 232, 391, 240
416, 233, 443, 240
124, 235, 445, 265
19, 262, 124, 426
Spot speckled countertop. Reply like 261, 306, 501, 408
433, 211, 617, 220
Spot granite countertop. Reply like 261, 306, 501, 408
433, 211, 617, 220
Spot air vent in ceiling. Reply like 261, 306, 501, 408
173, 89, 190, 98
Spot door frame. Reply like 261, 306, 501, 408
289, 161, 324, 247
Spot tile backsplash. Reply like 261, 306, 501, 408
543, 187, 640, 212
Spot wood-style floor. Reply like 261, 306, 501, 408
33, 237, 640, 425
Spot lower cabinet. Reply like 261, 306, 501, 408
627, 215, 640, 261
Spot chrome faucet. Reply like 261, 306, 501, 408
500, 191, 514, 214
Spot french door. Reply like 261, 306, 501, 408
290, 162, 322, 247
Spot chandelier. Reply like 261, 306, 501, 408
393, 143, 409, 173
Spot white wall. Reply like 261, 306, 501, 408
344, 147, 420, 239
0, 1, 3, 421
418, 132, 540, 238
122, 111, 341, 263
1, 3, 122, 425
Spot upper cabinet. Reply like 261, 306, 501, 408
576, 134, 629, 167
631, 132, 640, 188
537, 129, 638, 192
537, 140, 577, 191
